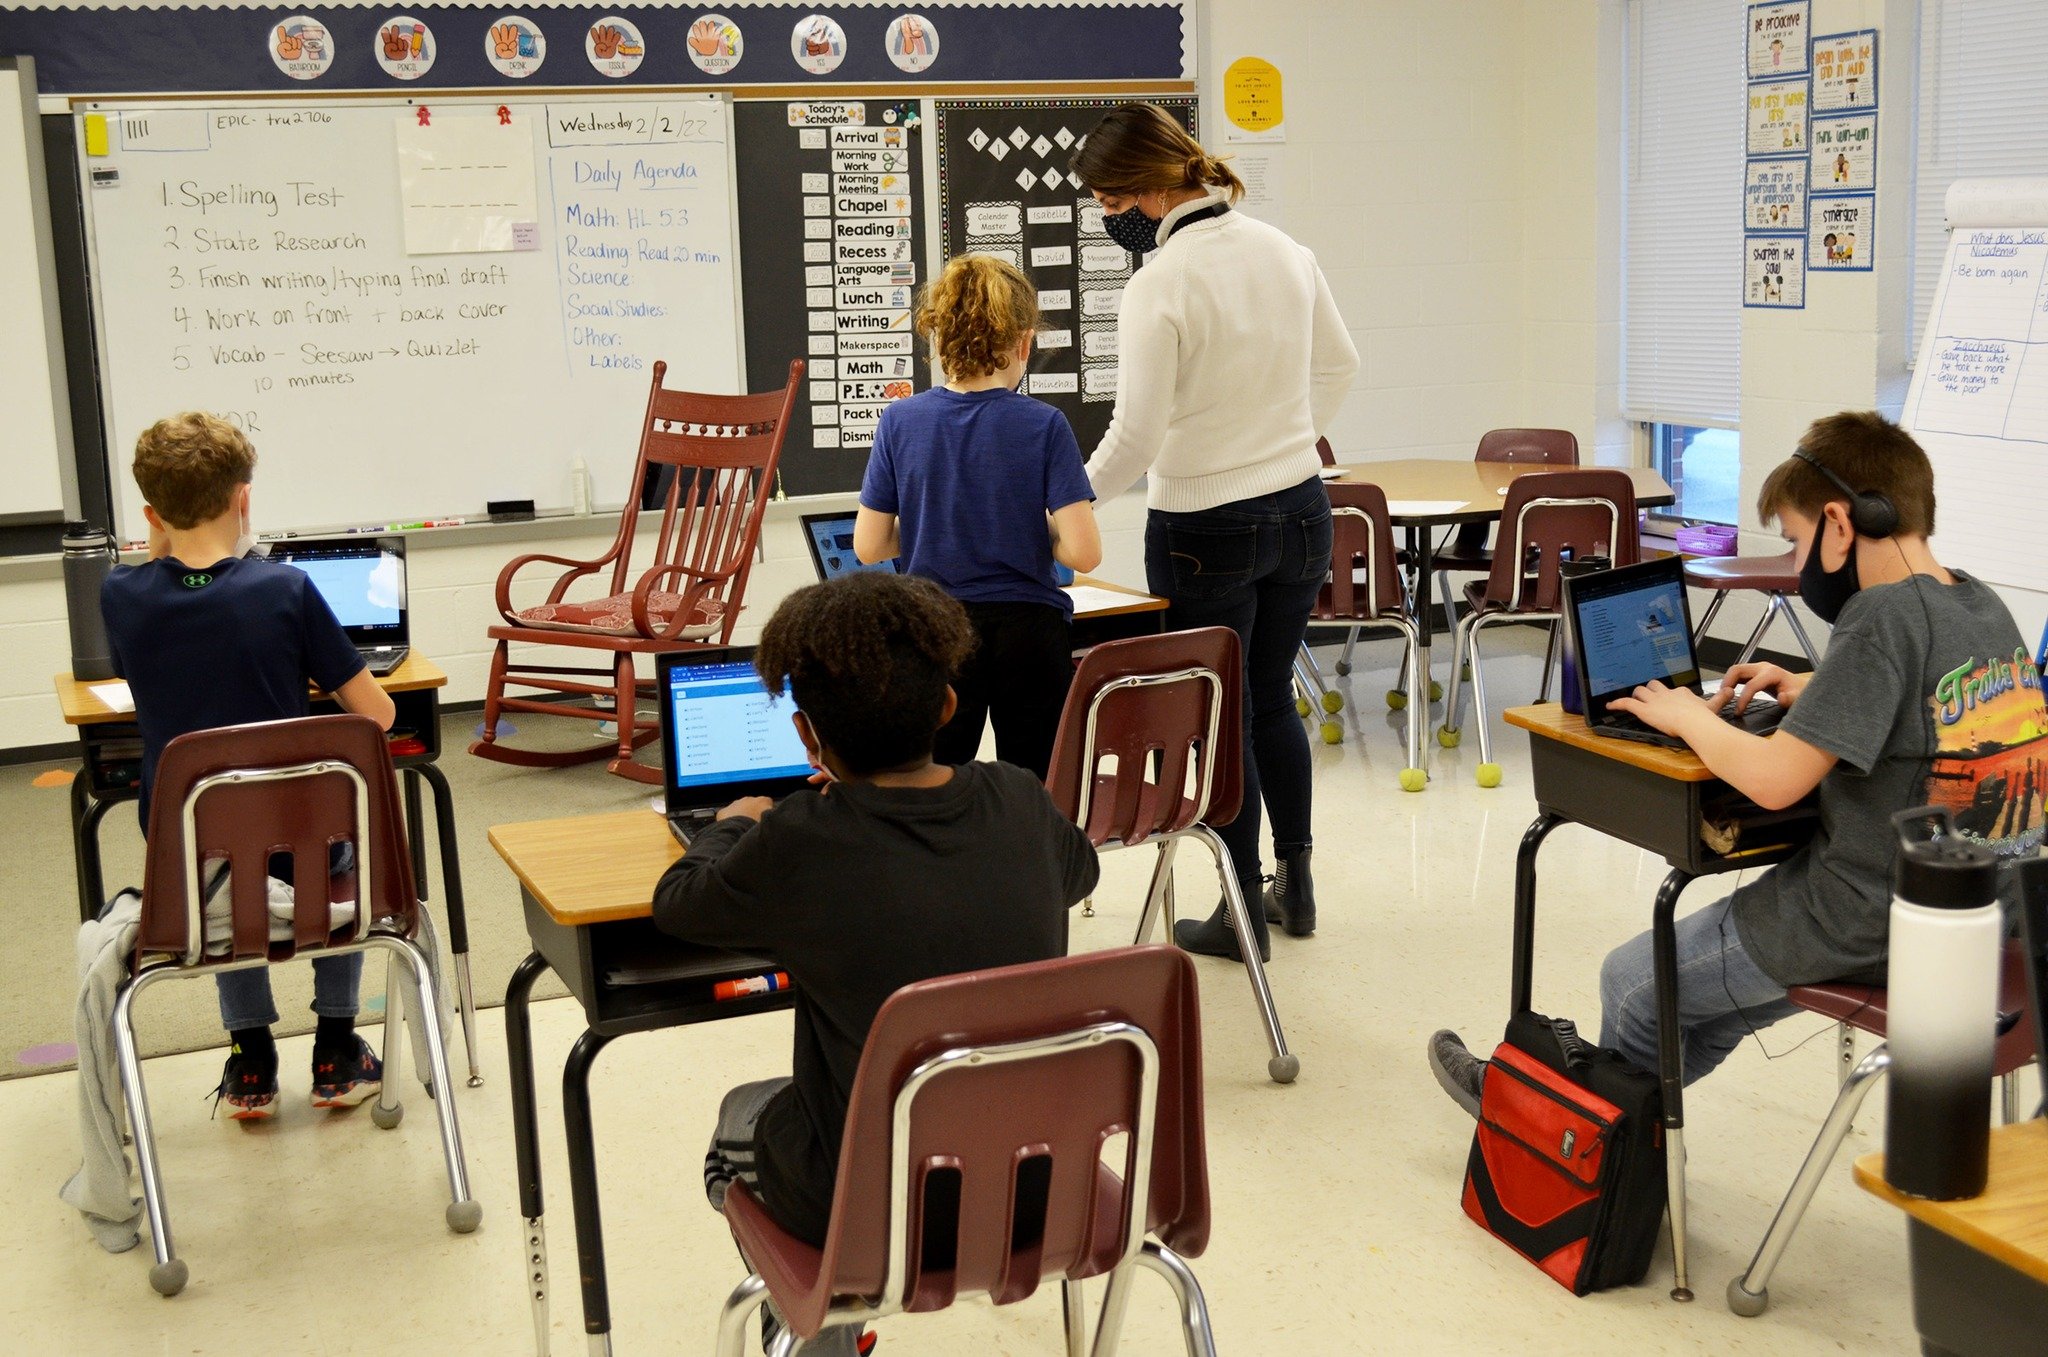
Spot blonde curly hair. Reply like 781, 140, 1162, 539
914, 253, 1039, 382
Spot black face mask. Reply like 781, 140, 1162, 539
1798, 517, 1861, 624
1102, 203, 1160, 253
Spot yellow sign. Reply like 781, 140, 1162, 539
1223, 56, 1283, 141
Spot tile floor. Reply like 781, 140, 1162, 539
2, 632, 2016, 1354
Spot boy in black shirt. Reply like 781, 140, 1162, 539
654, 572, 1098, 1350
101, 413, 396, 1118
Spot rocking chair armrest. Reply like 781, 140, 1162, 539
631, 563, 725, 641
494, 552, 609, 622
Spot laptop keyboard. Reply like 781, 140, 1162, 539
1598, 698, 1784, 749
667, 809, 716, 848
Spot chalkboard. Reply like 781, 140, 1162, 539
936, 97, 1197, 455
1901, 177, 2048, 592
735, 98, 927, 498
76, 93, 743, 536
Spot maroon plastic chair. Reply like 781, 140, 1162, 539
471, 359, 803, 784
1434, 469, 1639, 785
1688, 551, 1821, 667
1727, 939, 2037, 1317
113, 715, 478, 1296
1432, 428, 1581, 621
1045, 628, 1298, 1084
716, 947, 1216, 1357
1309, 483, 1425, 788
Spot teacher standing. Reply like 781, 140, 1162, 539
1073, 104, 1359, 965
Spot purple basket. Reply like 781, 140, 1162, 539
1675, 523, 1739, 557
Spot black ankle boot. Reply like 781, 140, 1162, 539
1175, 887, 1272, 964
1261, 846, 1316, 937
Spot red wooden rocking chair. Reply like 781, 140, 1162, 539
469, 359, 803, 784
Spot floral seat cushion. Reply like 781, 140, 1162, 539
512, 591, 724, 638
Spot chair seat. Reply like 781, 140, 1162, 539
511, 591, 725, 639
1432, 546, 1493, 573
1788, 943, 2037, 1075
1683, 552, 1798, 594
1461, 577, 1558, 618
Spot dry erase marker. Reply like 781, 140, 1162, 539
345, 525, 384, 535
713, 971, 790, 1001
422, 517, 466, 528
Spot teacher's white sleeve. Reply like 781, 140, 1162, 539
1306, 253, 1360, 436
1083, 272, 1182, 503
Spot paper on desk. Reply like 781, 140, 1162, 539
87, 681, 134, 713
1386, 499, 1468, 517
1064, 584, 1152, 614
1317, 466, 1346, 480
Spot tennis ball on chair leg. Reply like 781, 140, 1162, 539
1320, 720, 1343, 745
1386, 689, 1408, 710
1295, 696, 1310, 717
1436, 725, 1461, 748
1476, 763, 1504, 788
1321, 690, 1343, 714
1398, 767, 1427, 793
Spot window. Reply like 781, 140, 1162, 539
1911, 1, 2048, 353
1648, 422, 1741, 525
1622, 0, 1743, 430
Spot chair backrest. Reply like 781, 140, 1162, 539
1479, 468, 1641, 611
1043, 628, 1243, 847
136, 714, 415, 965
603, 359, 804, 640
1475, 427, 1581, 466
1320, 482, 1403, 621
1314, 435, 1337, 467
816, 946, 1208, 1318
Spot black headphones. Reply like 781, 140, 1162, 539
1792, 448, 1898, 539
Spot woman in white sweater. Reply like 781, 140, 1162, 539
1074, 104, 1360, 964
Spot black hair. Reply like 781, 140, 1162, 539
754, 572, 976, 776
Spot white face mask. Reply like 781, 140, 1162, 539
232, 504, 264, 559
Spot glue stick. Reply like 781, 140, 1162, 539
713, 971, 790, 1001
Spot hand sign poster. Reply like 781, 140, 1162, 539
687, 14, 744, 76
584, 16, 645, 78
374, 15, 436, 81
485, 14, 546, 78
269, 16, 334, 80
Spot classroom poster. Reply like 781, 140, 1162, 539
1809, 112, 1875, 192
1745, 158, 1807, 232
1747, 78, 1808, 156
1745, 235, 1805, 308
1222, 56, 1283, 143
1809, 194, 1873, 271
1811, 29, 1877, 112
394, 112, 540, 253
1746, 1, 1809, 79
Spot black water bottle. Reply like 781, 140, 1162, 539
62, 521, 118, 681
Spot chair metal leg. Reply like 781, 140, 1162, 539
2001, 1071, 2020, 1126
1133, 839, 1180, 946
1734, 601, 1778, 668
1089, 1259, 1141, 1357
716, 1274, 774, 1357
1837, 1023, 1855, 1088
1728, 1044, 1893, 1316
1336, 625, 1361, 676
1189, 825, 1297, 1084
1401, 626, 1424, 781
1691, 591, 1727, 650
374, 950, 407, 1128
1063, 1278, 1089, 1357
1780, 596, 1821, 665
1440, 611, 1480, 735
414, 760, 483, 1087
1536, 620, 1560, 704
110, 971, 188, 1297
373, 935, 481, 1233
1467, 622, 1495, 767
1132, 1243, 1220, 1357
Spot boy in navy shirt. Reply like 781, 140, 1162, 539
854, 254, 1100, 779
102, 412, 396, 1118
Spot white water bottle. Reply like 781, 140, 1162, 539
1884, 806, 2003, 1201
571, 458, 592, 517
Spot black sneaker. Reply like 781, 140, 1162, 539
210, 1041, 279, 1121
1260, 847, 1317, 937
311, 1036, 384, 1109
1428, 1029, 1485, 1120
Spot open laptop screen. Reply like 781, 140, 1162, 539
662, 657, 814, 792
1570, 559, 1700, 704
799, 512, 897, 582
268, 539, 406, 643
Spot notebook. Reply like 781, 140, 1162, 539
658, 649, 816, 846
266, 537, 410, 676
1564, 556, 1785, 750
799, 511, 898, 582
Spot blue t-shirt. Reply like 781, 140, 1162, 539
103, 554, 365, 821
859, 386, 1093, 612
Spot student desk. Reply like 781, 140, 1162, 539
52, 654, 483, 1086
1330, 460, 1675, 693
1066, 574, 1169, 648
491, 809, 793, 1357
1502, 702, 1817, 1301
1854, 1123, 2048, 1355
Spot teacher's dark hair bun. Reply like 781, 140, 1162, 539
1070, 102, 1245, 204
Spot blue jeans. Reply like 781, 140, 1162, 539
1598, 895, 1799, 1085
216, 955, 364, 1031
1144, 475, 1333, 890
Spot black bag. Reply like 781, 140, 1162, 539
1461, 1010, 1667, 1294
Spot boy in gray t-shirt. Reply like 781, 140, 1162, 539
1431, 412, 2048, 1110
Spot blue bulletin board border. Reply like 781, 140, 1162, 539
0, 4, 1192, 95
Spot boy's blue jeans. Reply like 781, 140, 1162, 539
1598, 895, 1800, 1085
216, 955, 363, 1031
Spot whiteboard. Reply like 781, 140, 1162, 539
1902, 177, 2048, 591
0, 59, 71, 523
77, 94, 742, 536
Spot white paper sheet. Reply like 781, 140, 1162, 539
395, 114, 539, 254
87, 681, 134, 713
1386, 499, 1469, 517
1064, 584, 1157, 615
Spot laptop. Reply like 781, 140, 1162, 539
658, 649, 816, 845
1564, 556, 1786, 750
799, 510, 899, 582
267, 537, 411, 676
